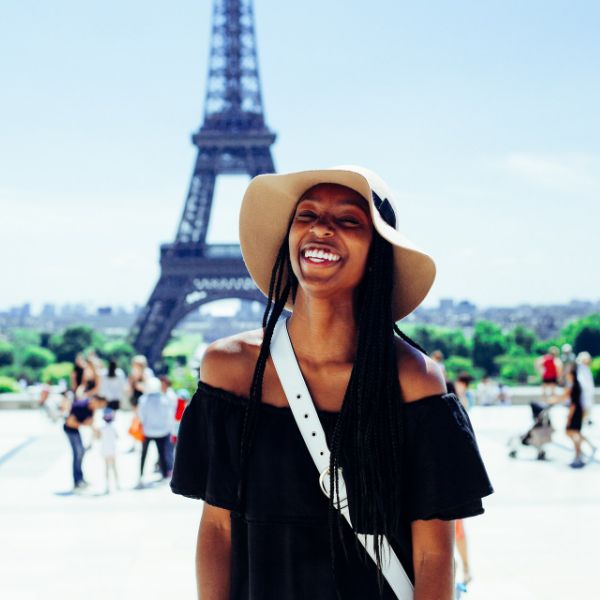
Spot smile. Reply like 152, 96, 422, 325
301, 247, 341, 265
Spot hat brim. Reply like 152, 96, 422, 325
239, 167, 436, 321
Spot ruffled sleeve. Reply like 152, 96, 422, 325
170, 382, 243, 510
403, 393, 493, 521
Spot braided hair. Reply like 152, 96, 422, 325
238, 214, 427, 597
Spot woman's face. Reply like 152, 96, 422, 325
288, 183, 373, 301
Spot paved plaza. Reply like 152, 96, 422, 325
1, 402, 599, 600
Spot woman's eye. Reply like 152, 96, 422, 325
338, 217, 360, 225
296, 211, 316, 219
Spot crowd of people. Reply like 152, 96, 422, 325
536, 344, 596, 468
59, 352, 191, 493
428, 344, 597, 585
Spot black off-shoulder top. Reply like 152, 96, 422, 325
171, 381, 493, 600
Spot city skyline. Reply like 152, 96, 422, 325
2, 295, 598, 317
2, 1, 599, 310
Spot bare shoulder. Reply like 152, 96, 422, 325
200, 328, 263, 398
394, 337, 448, 403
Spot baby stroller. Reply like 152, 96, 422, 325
508, 401, 555, 460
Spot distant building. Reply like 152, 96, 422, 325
439, 298, 455, 311
41, 304, 56, 318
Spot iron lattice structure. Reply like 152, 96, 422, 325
131, 0, 276, 367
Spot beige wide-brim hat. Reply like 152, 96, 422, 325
239, 165, 436, 321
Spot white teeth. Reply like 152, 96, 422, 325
302, 248, 340, 262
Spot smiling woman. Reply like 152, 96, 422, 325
290, 185, 373, 300
171, 165, 493, 600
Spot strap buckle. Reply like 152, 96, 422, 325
319, 466, 348, 509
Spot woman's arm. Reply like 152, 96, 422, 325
65, 414, 79, 429
411, 518, 455, 600
196, 503, 232, 600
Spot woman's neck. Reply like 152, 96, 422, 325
286, 292, 358, 364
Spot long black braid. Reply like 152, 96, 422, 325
237, 217, 298, 504
238, 223, 428, 597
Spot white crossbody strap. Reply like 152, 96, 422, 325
270, 318, 414, 600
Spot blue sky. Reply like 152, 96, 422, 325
1, 0, 599, 312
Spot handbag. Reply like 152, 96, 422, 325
270, 318, 414, 600
128, 415, 145, 442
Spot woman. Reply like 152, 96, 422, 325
171, 166, 493, 599
79, 355, 101, 399
557, 363, 596, 468
128, 355, 152, 410
63, 394, 102, 491
70, 353, 86, 394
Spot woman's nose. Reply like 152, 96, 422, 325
310, 218, 334, 237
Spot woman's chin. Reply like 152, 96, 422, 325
295, 278, 356, 303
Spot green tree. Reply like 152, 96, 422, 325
41, 362, 73, 385
0, 376, 20, 393
49, 325, 103, 362
0, 341, 15, 367
9, 329, 42, 365
495, 349, 538, 384
100, 340, 135, 370
444, 356, 484, 381
507, 325, 537, 354
168, 365, 198, 396
403, 325, 470, 357
0, 365, 39, 384
559, 314, 600, 354
472, 320, 507, 375
9, 329, 41, 348
22, 346, 56, 369
591, 357, 600, 385
574, 326, 600, 356
532, 338, 559, 356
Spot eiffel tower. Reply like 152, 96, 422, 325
131, 0, 276, 367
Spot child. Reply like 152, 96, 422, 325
98, 408, 119, 493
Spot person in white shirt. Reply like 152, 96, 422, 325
137, 377, 176, 486
97, 408, 119, 494
159, 375, 178, 473
476, 376, 498, 406
577, 352, 595, 425
101, 360, 127, 411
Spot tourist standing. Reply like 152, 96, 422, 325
138, 377, 175, 485
536, 347, 562, 400
171, 388, 191, 445
159, 375, 178, 472
128, 355, 153, 410
476, 376, 498, 406
97, 408, 119, 494
70, 353, 86, 394
101, 359, 127, 411
577, 352, 595, 425
554, 364, 597, 468
79, 355, 101, 399
497, 382, 512, 405
560, 343, 576, 385
452, 371, 476, 585
454, 372, 475, 410
63, 395, 102, 491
